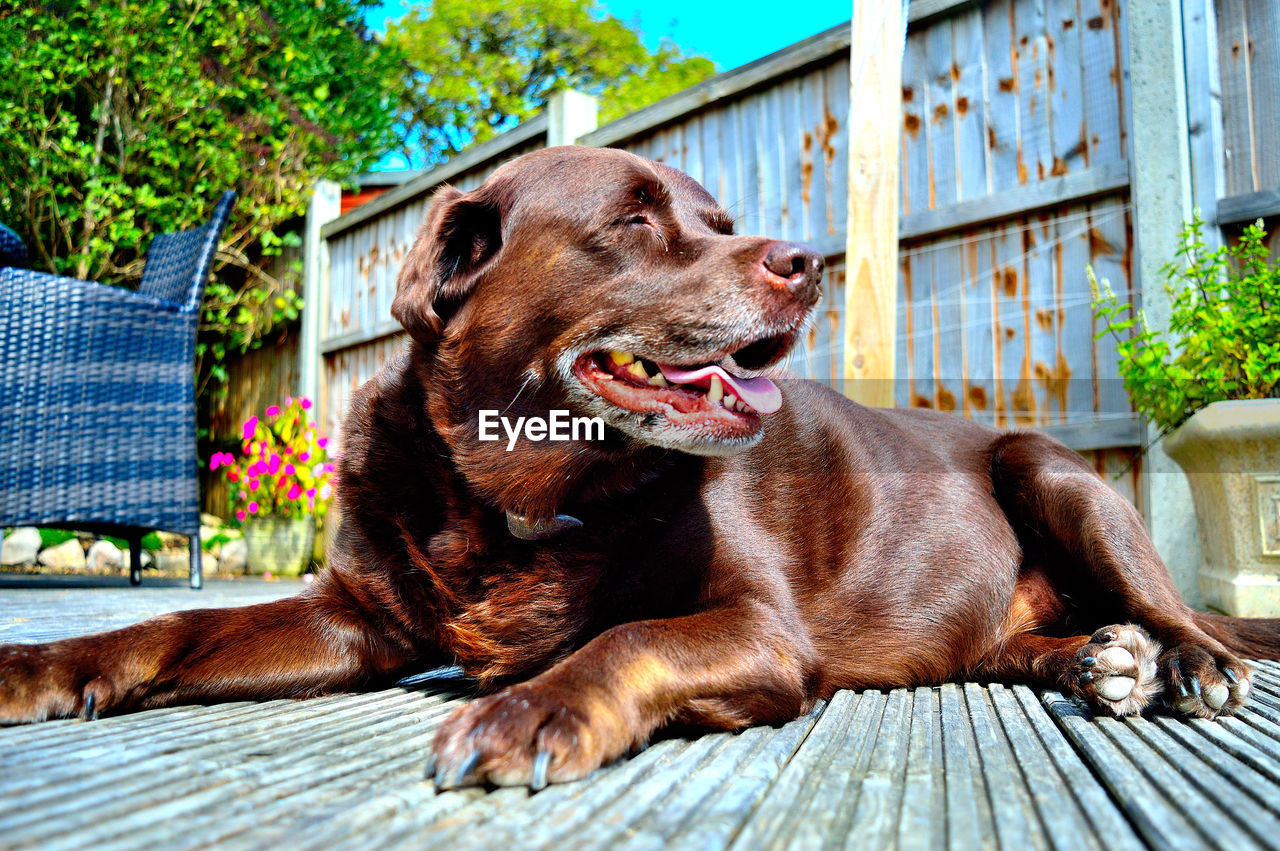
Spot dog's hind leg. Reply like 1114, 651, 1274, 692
0, 585, 412, 723
990, 430, 1255, 717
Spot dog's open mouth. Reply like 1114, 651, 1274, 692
573, 335, 791, 436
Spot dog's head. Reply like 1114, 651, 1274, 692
394, 146, 822, 463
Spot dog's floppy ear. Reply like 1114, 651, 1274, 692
392, 184, 503, 342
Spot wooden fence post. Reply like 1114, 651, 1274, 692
299, 180, 341, 409
843, 1, 906, 407
547, 89, 599, 147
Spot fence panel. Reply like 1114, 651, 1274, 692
314, 0, 1142, 499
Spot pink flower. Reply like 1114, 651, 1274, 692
306, 487, 316, 498
266, 405, 280, 417
249, 478, 260, 492
288, 484, 302, 500
209, 455, 221, 471
248, 501, 259, 514
284, 463, 296, 476
235, 509, 247, 522
247, 462, 263, 477
300, 398, 313, 410
268, 454, 281, 475
317, 438, 329, 449
242, 416, 258, 442
298, 451, 310, 463
323, 463, 334, 473
320, 483, 332, 499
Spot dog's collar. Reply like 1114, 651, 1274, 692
506, 511, 584, 541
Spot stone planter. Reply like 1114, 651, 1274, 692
1164, 399, 1280, 617
241, 516, 315, 577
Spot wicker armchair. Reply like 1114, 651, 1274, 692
0, 191, 235, 588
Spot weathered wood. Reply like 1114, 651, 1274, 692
1033, 414, 1143, 451
899, 161, 1129, 241
962, 226, 997, 424
580, 24, 851, 150
5, 583, 1274, 849
1218, 188, 1280, 224
1247, 0, 1280, 193
1183, 0, 1227, 234
1218, 0, 1256, 197
844, 4, 905, 407
951, 7, 989, 202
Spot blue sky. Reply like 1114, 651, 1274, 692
370, 1, 852, 76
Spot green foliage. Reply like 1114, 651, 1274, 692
24, 529, 160, 550
386, 0, 715, 162
1091, 213, 1280, 433
0, 0, 406, 426
212, 397, 334, 522
37, 529, 78, 550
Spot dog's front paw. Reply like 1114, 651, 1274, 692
1066, 624, 1162, 717
428, 682, 630, 790
0, 643, 107, 724
1160, 643, 1251, 719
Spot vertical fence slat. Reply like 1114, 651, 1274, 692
1245, 0, 1280, 190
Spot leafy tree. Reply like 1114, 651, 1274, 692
387, 0, 715, 163
0, 0, 406, 425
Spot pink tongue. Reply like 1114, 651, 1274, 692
655, 363, 783, 414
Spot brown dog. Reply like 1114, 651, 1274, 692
2, 147, 1277, 790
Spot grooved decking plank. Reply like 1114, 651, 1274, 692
5, 582, 1280, 848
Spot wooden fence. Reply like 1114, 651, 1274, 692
298, 0, 1280, 521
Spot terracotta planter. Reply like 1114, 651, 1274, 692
1164, 400, 1280, 616
241, 516, 315, 577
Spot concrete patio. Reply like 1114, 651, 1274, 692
2, 577, 1279, 849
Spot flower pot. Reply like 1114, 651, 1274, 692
241, 516, 315, 578
1164, 399, 1280, 616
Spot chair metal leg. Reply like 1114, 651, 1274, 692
129, 534, 143, 586
189, 530, 203, 590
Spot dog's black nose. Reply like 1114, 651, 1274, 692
762, 241, 823, 303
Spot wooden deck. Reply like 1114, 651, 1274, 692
2, 579, 1280, 849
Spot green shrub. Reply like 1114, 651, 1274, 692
1092, 214, 1280, 433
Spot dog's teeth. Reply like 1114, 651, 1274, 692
648, 373, 668, 387
626, 360, 650, 380
708, 375, 724, 403
724, 393, 738, 410
608, 351, 635, 366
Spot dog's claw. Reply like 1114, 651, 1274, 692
1081, 656, 1097, 668
1225, 668, 1239, 684
1191, 677, 1202, 699
451, 749, 482, 789
531, 749, 551, 791
83, 692, 97, 721
424, 752, 438, 782
1079, 671, 1094, 683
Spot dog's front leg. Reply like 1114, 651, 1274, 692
430, 603, 815, 789
0, 589, 411, 723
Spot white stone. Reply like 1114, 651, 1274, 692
38, 539, 86, 570
1, 527, 41, 566
219, 538, 247, 574
86, 540, 123, 573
